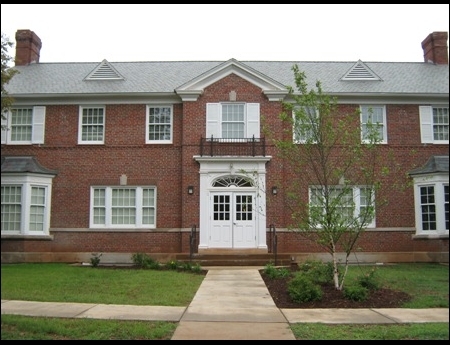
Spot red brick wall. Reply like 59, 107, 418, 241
1, 73, 448, 261
2, 230, 447, 259
3, 103, 184, 229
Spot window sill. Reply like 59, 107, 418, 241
412, 233, 449, 240
1, 234, 54, 240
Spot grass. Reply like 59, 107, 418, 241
1, 262, 449, 340
290, 323, 449, 340
1, 263, 205, 306
339, 262, 449, 308
1, 315, 177, 340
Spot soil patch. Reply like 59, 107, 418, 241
259, 268, 412, 309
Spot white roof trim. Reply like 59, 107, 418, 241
175, 58, 288, 101
340, 60, 382, 81
84, 59, 125, 81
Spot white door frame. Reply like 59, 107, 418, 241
194, 156, 271, 251
209, 190, 257, 248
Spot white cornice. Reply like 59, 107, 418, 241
175, 58, 287, 102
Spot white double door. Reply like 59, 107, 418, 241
209, 191, 256, 248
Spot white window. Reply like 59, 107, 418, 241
360, 105, 387, 144
206, 103, 260, 140
413, 179, 449, 235
309, 186, 376, 228
1, 106, 46, 145
419, 105, 449, 144
1, 177, 53, 237
293, 106, 318, 143
78, 106, 105, 144
90, 186, 156, 228
146, 105, 173, 144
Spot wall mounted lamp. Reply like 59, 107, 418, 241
272, 186, 278, 195
187, 186, 194, 195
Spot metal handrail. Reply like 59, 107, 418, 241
199, 136, 266, 157
269, 224, 278, 265
189, 224, 197, 261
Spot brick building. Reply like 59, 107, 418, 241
1, 30, 448, 265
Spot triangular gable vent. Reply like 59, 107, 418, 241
84, 59, 124, 80
340, 60, 381, 81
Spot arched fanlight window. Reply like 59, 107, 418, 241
212, 175, 254, 187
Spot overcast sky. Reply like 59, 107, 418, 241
1, 4, 449, 63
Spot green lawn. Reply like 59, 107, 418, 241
1, 262, 448, 340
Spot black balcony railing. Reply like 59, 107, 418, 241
200, 136, 266, 157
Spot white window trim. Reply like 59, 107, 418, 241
360, 105, 387, 144
412, 174, 449, 236
90, 186, 157, 229
206, 102, 260, 141
292, 106, 319, 144
146, 105, 173, 144
419, 105, 449, 144
1, 106, 46, 145
309, 185, 376, 228
1, 174, 54, 237
78, 105, 105, 145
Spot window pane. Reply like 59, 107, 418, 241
93, 188, 106, 224
213, 194, 230, 221
222, 104, 245, 138
420, 186, 436, 230
433, 107, 449, 141
81, 107, 104, 142
445, 185, 449, 231
1, 186, 22, 231
11, 108, 33, 141
293, 107, 317, 142
29, 187, 45, 231
361, 106, 385, 141
93, 208, 106, 225
112, 207, 136, 224
359, 188, 375, 225
142, 188, 155, 225
142, 208, 155, 224
111, 189, 136, 224
112, 189, 136, 206
92, 187, 156, 227
148, 107, 172, 141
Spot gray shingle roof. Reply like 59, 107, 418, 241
4, 59, 449, 96
408, 155, 449, 176
1, 156, 58, 175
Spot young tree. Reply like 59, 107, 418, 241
272, 64, 389, 291
1, 32, 18, 130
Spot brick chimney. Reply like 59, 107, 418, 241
421, 31, 448, 65
14, 29, 42, 66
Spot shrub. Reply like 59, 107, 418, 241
166, 260, 180, 270
343, 284, 369, 301
356, 268, 381, 291
263, 262, 291, 279
288, 273, 323, 303
263, 262, 279, 279
190, 263, 203, 273
90, 253, 102, 267
131, 253, 160, 269
180, 261, 193, 271
298, 259, 334, 284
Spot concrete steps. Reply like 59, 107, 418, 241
176, 253, 292, 266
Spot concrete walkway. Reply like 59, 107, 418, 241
1, 267, 449, 340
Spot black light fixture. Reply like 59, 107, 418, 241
187, 186, 194, 195
272, 186, 278, 195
